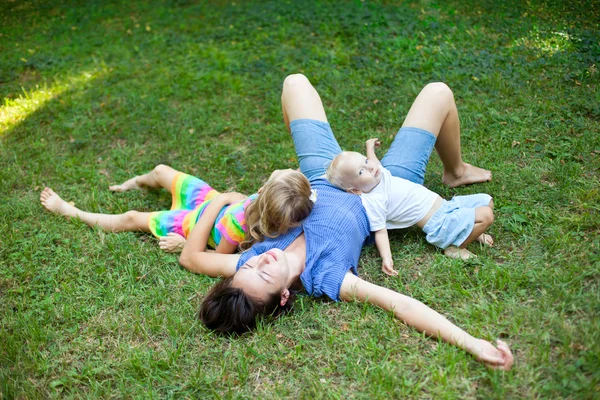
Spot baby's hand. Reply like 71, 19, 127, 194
381, 256, 397, 276
366, 138, 381, 149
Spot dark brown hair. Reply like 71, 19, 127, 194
199, 276, 296, 334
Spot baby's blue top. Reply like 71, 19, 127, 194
236, 178, 370, 301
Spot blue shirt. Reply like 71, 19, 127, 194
236, 178, 370, 301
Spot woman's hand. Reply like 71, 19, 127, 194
468, 338, 514, 370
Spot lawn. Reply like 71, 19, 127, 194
1, 0, 599, 398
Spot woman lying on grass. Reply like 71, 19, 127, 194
180, 74, 513, 370
41, 165, 313, 254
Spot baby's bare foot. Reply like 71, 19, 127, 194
444, 246, 476, 260
442, 163, 492, 188
159, 232, 187, 253
476, 233, 494, 246
40, 187, 75, 216
109, 176, 142, 192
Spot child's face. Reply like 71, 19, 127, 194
340, 152, 382, 194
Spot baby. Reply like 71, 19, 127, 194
326, 138, 494, 276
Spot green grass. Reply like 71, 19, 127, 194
1, 0, 599, 397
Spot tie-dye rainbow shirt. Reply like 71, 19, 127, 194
148, 172, 257, 248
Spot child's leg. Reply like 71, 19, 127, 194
399, 83, 491, 187
41, 188, 151, 232
459, 205, 494, 248
109, 164, 180, 193
474, 199, 494, 246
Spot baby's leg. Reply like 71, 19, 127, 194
460, 205, 494, 248
110, 164, 180, 193
474, 199, 494, 246
41, 187, 151, 232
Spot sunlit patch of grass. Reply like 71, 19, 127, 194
0, 70, 102, 135
513, 28, 577, 55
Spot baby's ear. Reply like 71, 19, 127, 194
347, 187, 362, 195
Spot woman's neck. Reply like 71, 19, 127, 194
283, 233, 307, 285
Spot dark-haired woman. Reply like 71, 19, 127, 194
179, 74, 513, 370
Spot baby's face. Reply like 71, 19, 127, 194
339, 152, 382, 194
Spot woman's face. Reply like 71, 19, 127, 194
231, 248, 290, 304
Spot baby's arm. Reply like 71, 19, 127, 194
374, 228, 396, 276
366, 138, 382, 166
340, 273, 514, 370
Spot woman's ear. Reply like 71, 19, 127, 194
280, 289, 290, 306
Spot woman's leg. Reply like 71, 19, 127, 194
281, 74, 328, 130
41, 187, 151, 232
281, 74, 342, 180
400, 83, 491, 187
109, 164, 180, 193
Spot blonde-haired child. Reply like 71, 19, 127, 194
326, 139, 494, 276
41, 165, 313, 254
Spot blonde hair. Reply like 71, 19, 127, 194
325, 152, 353, 190
240, 170, 313, 251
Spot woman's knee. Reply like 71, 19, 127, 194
283, 74, 311, 93
422, 82, 453, 102
283, 74, 310, 88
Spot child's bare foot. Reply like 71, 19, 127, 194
444, 246, 476, 260
40, 187, 76, 217
159, 232, 187, 253
109, 176, 142, 192
442, 163, 492, 188
476, 233, 494, 246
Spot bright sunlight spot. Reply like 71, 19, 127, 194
513, 28, 576, 55
0, 70, 100, 135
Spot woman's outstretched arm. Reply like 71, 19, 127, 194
339, 273, 514, 370
179, 193, 244, 278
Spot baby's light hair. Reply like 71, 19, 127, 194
325, 152, 354, 190
240, 170, 313, 250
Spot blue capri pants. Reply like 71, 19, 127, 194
290, 119, 436, 184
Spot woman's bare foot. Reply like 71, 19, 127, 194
444, 246, 476, 260
476, 233, 494, 246
159, 232, 187, 253
442, 163, 492, 188
40, 187, 76, 217
109, 176, 143, 192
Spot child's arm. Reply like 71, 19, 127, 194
215, 239, 238, 254
374, 228, 397, 276
366, 138, 382, 166
339, 273, 514, 370
179, 192, 246, 277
